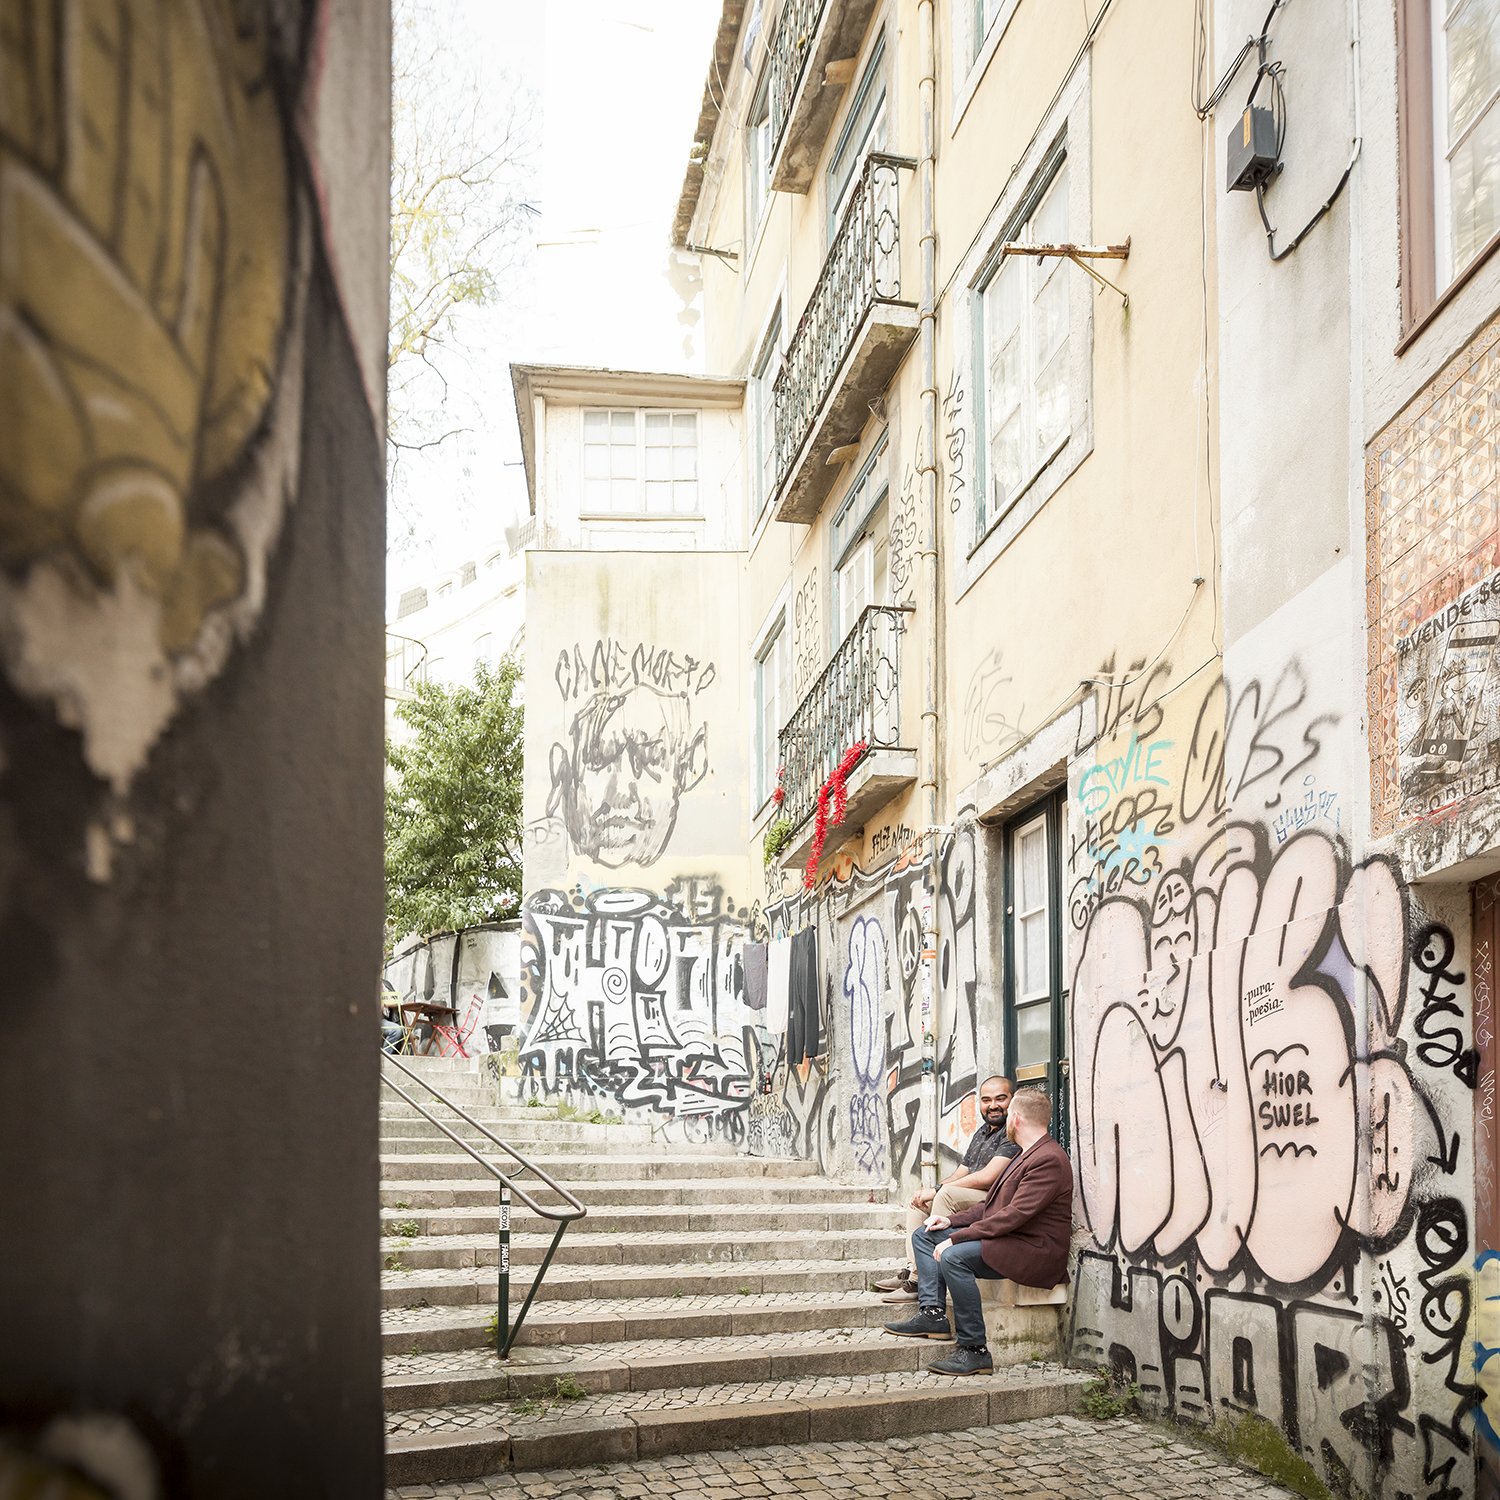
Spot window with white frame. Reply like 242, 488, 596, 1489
746, 72, 773, 242
975, 156, 1071, 539
754, 613, 791, 807
830, 437, 890, 642
826, 33, 887, 239
1433, 0, 1500, 285
971, 0, 1015, 61
582, 409, 700, 516
751, 312, 782, 520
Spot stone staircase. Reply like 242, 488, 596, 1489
379, 1055, 1087, 1490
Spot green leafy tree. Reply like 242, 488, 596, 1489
385, 656, 524, 939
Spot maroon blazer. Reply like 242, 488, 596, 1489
945, 1135, 1072, 1285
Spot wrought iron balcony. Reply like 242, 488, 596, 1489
385, 632, 428, 701
766, 0, 883, 192
772, 153, 917, 525
776, 603, 916, 839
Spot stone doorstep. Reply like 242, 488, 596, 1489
383, 1376, 1086, 1484
378, 1228, 906, 1271
380, 1259, 892, 1310
383, 1331, 1044, 1412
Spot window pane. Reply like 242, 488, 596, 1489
1448, 0, 1500, 139
673, 412, 697, 438
584, 445, 608, 480
646, 445, 670, 481
613, 442, 637, 480
642, 479, 670, 514
1031, 166, 1069, 245
1035, 340, 1071, 458
1016, 819, 1047, 909
612, 478, 636, 512
583, 410, 608, 438
1451, 95, 1500, 269
1015, 1001, 1051, 1070
991, 412, 1024, 507
1033, 258, 1068, 368
583, 478, 608, 511
673, 442, 697, 480
612, 410, 635, 438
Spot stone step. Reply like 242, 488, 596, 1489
379, 1179, 887, 1210
379, 1255, 896, 1310
382, 1326, 1054, 1409
378, 1121, 656, 1148
377, 1154, 818, 1183
382, 1361, 1087, 1484
378, 1202, 901, 1239
378, 1227, 905, 1271
381, 1290, 1061, 1357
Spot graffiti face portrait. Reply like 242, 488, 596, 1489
548, 684, 709, 869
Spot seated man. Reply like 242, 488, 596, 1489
873, 1074, 1018, 1303
884, 1086, 1072, 1376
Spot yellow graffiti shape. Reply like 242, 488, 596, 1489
0, 0, 291, 650
1477, 1249, 1500, 1452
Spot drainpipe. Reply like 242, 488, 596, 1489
916, 0, 942, 1193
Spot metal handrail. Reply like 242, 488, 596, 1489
381, 1053, 586, 1358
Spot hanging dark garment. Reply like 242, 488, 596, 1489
786, 926, 821, 1065
743, 941, 769, 1012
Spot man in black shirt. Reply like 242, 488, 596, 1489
873, 1074, 1018, 1302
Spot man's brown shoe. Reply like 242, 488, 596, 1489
872, 1269, 913, 1293
880, 1284, 919, 1303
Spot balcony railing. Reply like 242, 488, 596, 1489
777, 604, 913, 833
772, 153, 914, 500
767, 0, 829, 171
385, 632, 428, 700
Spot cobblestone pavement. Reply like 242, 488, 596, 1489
386, 1361, 1085, 1437
385, 1415, 1298, 1498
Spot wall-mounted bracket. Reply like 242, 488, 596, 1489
1000, 238, 1131, 308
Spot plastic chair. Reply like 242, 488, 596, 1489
432, 994, 484, 1059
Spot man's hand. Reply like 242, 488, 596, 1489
909, 1187, 936, 1212
933, 1239, 948, 1261
924, 1214, 951, 1233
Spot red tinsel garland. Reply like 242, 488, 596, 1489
803, 741, 868, 889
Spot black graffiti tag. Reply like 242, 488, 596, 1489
1412, 924, 1479, 1087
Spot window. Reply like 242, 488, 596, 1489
826, 33, 887, 239
1436, 0, 1500, 279
436, 582, 453, 599
474, 633, 494, 668
971, 0, 1015, 61
746, 73, 773, 242
751, 313, 782, 520
1002, 792, 1067, 1143
830, 437, 890, 643
754, 614, 791, 807
1400, 0, 1500, 331
975, 158, 1070, 538
582, 409, 699, 515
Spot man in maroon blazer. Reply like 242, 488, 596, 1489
884, 1086, 1072, 1375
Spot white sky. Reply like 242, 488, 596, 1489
389, 1, 721, 601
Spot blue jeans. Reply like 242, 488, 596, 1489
911, 1224, 1004, 1348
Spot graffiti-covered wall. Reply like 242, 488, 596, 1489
1061, 563, 1482, 1497
0, 0, 391, 1491
519, 548, 757, 1143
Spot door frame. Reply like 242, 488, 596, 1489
999, 788, 1069, 1147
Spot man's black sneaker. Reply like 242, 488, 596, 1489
884, 1308, 953, 1340
928, 1344, 994, 1376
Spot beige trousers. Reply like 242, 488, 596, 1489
903, 1182, 987, 1258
